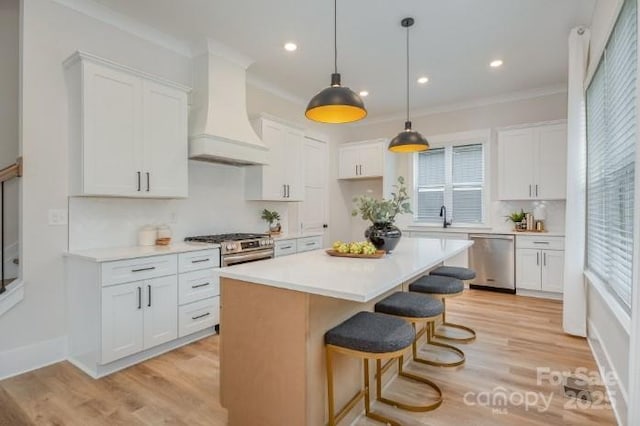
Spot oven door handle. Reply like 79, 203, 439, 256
224, 251, 273, 266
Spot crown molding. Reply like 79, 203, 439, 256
52, 0, 193, 57
352, 84, 568, 127
246, 74, 307, 106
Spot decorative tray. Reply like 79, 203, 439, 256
325, 249, 386, 259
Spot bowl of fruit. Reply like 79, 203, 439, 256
326, 240, 386, 259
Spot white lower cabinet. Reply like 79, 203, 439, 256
101, 275, 178, 364
516, 235, 564, 294
274, 235, 324, 257
67, 247, 220, 378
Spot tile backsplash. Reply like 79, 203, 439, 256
68, 161, 295, 251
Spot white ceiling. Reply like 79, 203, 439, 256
93, 0, 595, 119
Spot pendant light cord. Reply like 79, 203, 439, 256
334, 0, 338, 74
405, 22, 410, 123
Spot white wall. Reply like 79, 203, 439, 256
333, 92, 568, 240
0, 0, 20, 279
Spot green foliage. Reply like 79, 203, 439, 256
261, 209, 281, 224
505, 209, 526, 223
351, 176, 412, 224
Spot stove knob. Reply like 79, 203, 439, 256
262, 239, 268, 246
226, 244, 234, 251
268, 239, 274, 245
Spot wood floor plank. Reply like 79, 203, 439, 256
0, 290, 616, 425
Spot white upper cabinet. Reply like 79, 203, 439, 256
498, 122, 567, 200
245, 116, 304, 201
65, 52, 190, 198
338, 140, 385, 179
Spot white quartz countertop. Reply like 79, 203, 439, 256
271, 232, 324, 241
219, 237, 473, 302
403, 227, 565, 237
65, 242, 220, 262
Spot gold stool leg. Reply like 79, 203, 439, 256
326, 347, 366, 426
433, 297, 477, 343
375, 355, 443, 413
412, 321, 465, 367
364, 359, 402, 426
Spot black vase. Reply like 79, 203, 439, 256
365, 222, 402, 253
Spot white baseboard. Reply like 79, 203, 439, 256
587, 319, 627, 426
516, 289, 563, 300
0, 335, 68, 381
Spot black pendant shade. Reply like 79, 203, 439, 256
388, 17, 429, 153
388, 121, 429, 153
305, 0, 367, 124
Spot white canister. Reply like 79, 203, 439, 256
157, 224, 172, 239
138, 225, 157, 246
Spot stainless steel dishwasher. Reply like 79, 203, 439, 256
468, 234, 515, 293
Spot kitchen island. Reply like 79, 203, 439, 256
218, 237, 473, 426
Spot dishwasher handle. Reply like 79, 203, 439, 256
469, 234, 514, 241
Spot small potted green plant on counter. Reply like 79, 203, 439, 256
352, 176, 412, 252
505, 209, 527, 231
261, 209, 281, 234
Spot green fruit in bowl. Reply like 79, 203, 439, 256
332, 240, 343, 250
337, 244, 349, 254
349, 243, 362, 254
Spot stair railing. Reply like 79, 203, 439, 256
0, 157, 22, 294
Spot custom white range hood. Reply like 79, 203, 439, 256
189, 40, 268, 166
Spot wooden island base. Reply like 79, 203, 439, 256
220, 278, 406, 426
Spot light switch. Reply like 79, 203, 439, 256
48, 209, 68, 226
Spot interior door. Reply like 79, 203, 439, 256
301, 137, 328, 242
535, 124, 567, 200
498, 128, 535, 200
541, 250, 565, 293
142, 80, 188, 197
83, 62, 143, 196
516, 249, 542, 291
143, 275, 178, 350
101, 281, 144, 364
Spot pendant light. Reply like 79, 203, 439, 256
305, 0, 367, 124
388, 17, 429, 153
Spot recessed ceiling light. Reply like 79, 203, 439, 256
359, 90, 369, 97
284, 42, 297, 52
417, 76, 429, 84
490, 59, 503, 68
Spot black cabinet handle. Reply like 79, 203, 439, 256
146, 172, 150, 192
137, 287, 142, 309
192, 312, 211, 320
536, 252, 539, 266
191, 258, 210, 264
280, 245, 292, 250
147, 285, 151, 307
305, 242, 315, 246
192, 282, 210, 289
137, 172, 141, 191
131, 266, 156, 273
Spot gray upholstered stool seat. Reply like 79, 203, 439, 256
375, 292, 444, 318
410, 275, 464, 295
429, 266, 476, 281
324, 311, 443, 425
325, 311, 415, 353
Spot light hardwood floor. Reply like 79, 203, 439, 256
0, 290, 616, 425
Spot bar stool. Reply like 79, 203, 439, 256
325, 311, 442, 426
410, 274, 476, 343
375, 291, 465, 368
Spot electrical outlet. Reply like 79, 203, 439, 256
48, 209, 68, 226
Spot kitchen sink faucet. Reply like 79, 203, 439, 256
440, 205, 452, 228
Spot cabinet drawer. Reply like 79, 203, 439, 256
101, 255, 177, 287
274, 239, 297, 257
179, 269, 220, 305
297, 236, 323, 253
178, 297, 219, 338
178, 249, 220, 273
516, 236, 564, 250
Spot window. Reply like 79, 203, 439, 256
414, 143, 485, 225
586, 0, 637, 310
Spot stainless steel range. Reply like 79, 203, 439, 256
185, 233, 274, 266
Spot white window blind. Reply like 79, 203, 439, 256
415, 143, 485, 225
586, 0, 637, 310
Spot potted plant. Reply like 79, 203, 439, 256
505, 209, 526, 230
261, 209, 281, 234
351, 176, 412, 252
